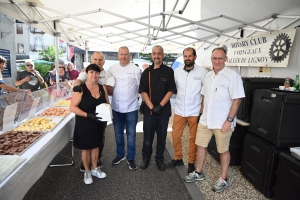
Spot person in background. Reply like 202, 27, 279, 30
167, 47, 207, 174
15, 59, 44, 91
44, 65, 56, 88
70, 64, 109, 185
0, 56, 26, 94
67, 62, 80, 80
57, 61, 70, 83
184, 47, 245, 193
108, 46, 141, 170
73, 51, 112, 172
142, 63, 149, 71
139, 45, 176, 171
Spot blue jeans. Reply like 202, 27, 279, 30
112, 109, 138, 160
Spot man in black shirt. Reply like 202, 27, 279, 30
139, 45, 176, 171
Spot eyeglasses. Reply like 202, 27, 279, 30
59, 67, 65, 69
26, 64, 33, 67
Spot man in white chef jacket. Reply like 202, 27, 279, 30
167, 47, 207, 174
107, 46, 141, 171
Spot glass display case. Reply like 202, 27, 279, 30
0, 91, 26, 132
0, 82, 72, 134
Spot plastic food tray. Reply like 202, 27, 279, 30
0, 155, 27, 183
54, 100, 71, 107
38, 107, 70, 117
0, 130, 46, 156
17, 131, 47, 156
13, 117, 63, 132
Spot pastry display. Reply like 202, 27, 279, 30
0, 130, 45, 155
4, 93, 34, 112
55, 100, 71, 107
13, 117, 56, 131
39, 107, 70, 116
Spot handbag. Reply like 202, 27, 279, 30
139, 71, 151, 115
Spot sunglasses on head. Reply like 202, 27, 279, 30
26, 64, 33, 67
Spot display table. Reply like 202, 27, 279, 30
0, 113, 75, 199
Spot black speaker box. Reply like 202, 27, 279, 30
240, 133, 288, 198
250, 89, 300, 147
273, 152, 300, 200
237, 77, 289, 122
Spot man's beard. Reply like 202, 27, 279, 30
184, 60, 195, 67
154, 59, 162, 65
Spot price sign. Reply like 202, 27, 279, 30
3, 103, 18, 132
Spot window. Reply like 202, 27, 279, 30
34, 37, 43, 51
16, 24, 23, 34
17, 43, 24, 54
30, 26, 43, 34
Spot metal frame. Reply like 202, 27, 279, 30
1, 0, 299, 52
49, 139, 75, 167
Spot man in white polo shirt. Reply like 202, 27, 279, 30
167, 47, 207, 174
108, 46, 141, 170
74, 51, 112, 86
184, 47, 245, 193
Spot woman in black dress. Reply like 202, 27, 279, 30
70, 64, 109, 184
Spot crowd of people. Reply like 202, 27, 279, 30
0, 57, 81, 94
0, 46, 245, 193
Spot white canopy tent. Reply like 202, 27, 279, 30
0, 0, 299, 53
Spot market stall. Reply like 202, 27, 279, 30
0, 83, 74, 199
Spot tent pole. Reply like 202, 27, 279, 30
148, 0, 150, 36
85, 40, 89, 62
162, 0, 165, 30
54, 20, 60, 84
85, 50, 88, 62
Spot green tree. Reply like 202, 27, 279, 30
140, 53, 152, 62
38, 45, 63, 62
139, 52, 177, 65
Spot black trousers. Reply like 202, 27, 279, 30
142, 115, 169, 161
99, 122, 107, 159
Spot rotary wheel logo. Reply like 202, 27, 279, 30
269, 33, 292, 63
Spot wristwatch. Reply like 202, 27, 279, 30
227, 117, 233, 122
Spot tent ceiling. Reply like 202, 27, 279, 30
0, 0, 299, 53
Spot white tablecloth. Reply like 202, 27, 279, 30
0, 113, 75, 199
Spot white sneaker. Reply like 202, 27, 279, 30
84, 171, 93, 184
91, 167, 107, 178
212, 177, 228, 192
